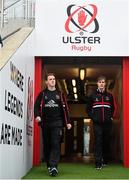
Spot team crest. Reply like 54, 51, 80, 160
95, 98, 99, 101
56, 95, 60, 99
44, 95, 48, 100
106, 96, 110, 101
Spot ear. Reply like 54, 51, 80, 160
45, 80, 48, 85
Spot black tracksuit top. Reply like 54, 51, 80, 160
34, 89, 70, 127
87, 89, 115, 123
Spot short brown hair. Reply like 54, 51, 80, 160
97, 75, 106, 82
45, 73, 56, 80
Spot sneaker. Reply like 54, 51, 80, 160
95, 163, 102, 170
102, 160, 108, 167
49, 167, 58, 176
102, 163, 108, 167
96, 165, 102, 170
47, 167, 51, 172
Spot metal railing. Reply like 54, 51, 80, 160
4, 0, 22, 11
0, 0, 35, 39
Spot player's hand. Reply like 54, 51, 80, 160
35, 116, 41, 122
67, 123, 72, 130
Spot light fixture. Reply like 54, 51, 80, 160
74, 93, 78, 99
79, 68, 86, 80
73, 87, 77, 93
72, 79, 76, 86
84, 119, 91, 123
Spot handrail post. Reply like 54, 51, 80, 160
0, 0, 4, 28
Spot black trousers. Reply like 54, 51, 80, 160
42, 125, 62, 168
93, 122, 112, 165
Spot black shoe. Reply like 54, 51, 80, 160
49, 167, 58, 176
102, 162, 108, 167
95, 162, 102, 170
95, 165, 102, 170
102, 159, 108, 167
47, 167, 51, 172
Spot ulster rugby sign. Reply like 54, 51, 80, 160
35, 0, 129, 56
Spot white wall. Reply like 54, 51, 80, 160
0, 31, 34, 179
35, 0, 129, 56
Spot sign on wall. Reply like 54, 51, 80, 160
0, 61, 25, 178
35, 0, 129, 56
0, 32, 34, 179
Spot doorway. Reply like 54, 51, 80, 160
34, 56, 123, 164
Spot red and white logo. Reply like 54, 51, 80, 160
65, 4, 99, 33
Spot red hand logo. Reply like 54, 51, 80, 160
78, 10, 87, 26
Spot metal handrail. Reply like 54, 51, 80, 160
0, 0, 22, 13
0, 0, 24, 28
4, 0, 22, 11
0, 0, 21, 13
0, 0, 35, 28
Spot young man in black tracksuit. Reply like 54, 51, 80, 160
87, 76, 115, 170
34, 73, 72, 176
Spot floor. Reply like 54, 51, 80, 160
61, 153, 94, 164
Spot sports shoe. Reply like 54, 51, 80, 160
96, 165, 102, 170
95, 162, 102, 170
102, 160, 108, 167
49, 167, 58, 176
102, 163, 108, 167
47, 167, 51, 172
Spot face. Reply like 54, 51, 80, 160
97, 79, 106, 90
46, 75, 56, 88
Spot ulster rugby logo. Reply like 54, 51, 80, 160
65, 4, 99, 33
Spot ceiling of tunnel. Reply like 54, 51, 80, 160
43, 57, 122, 102
44, 64, 121, 80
